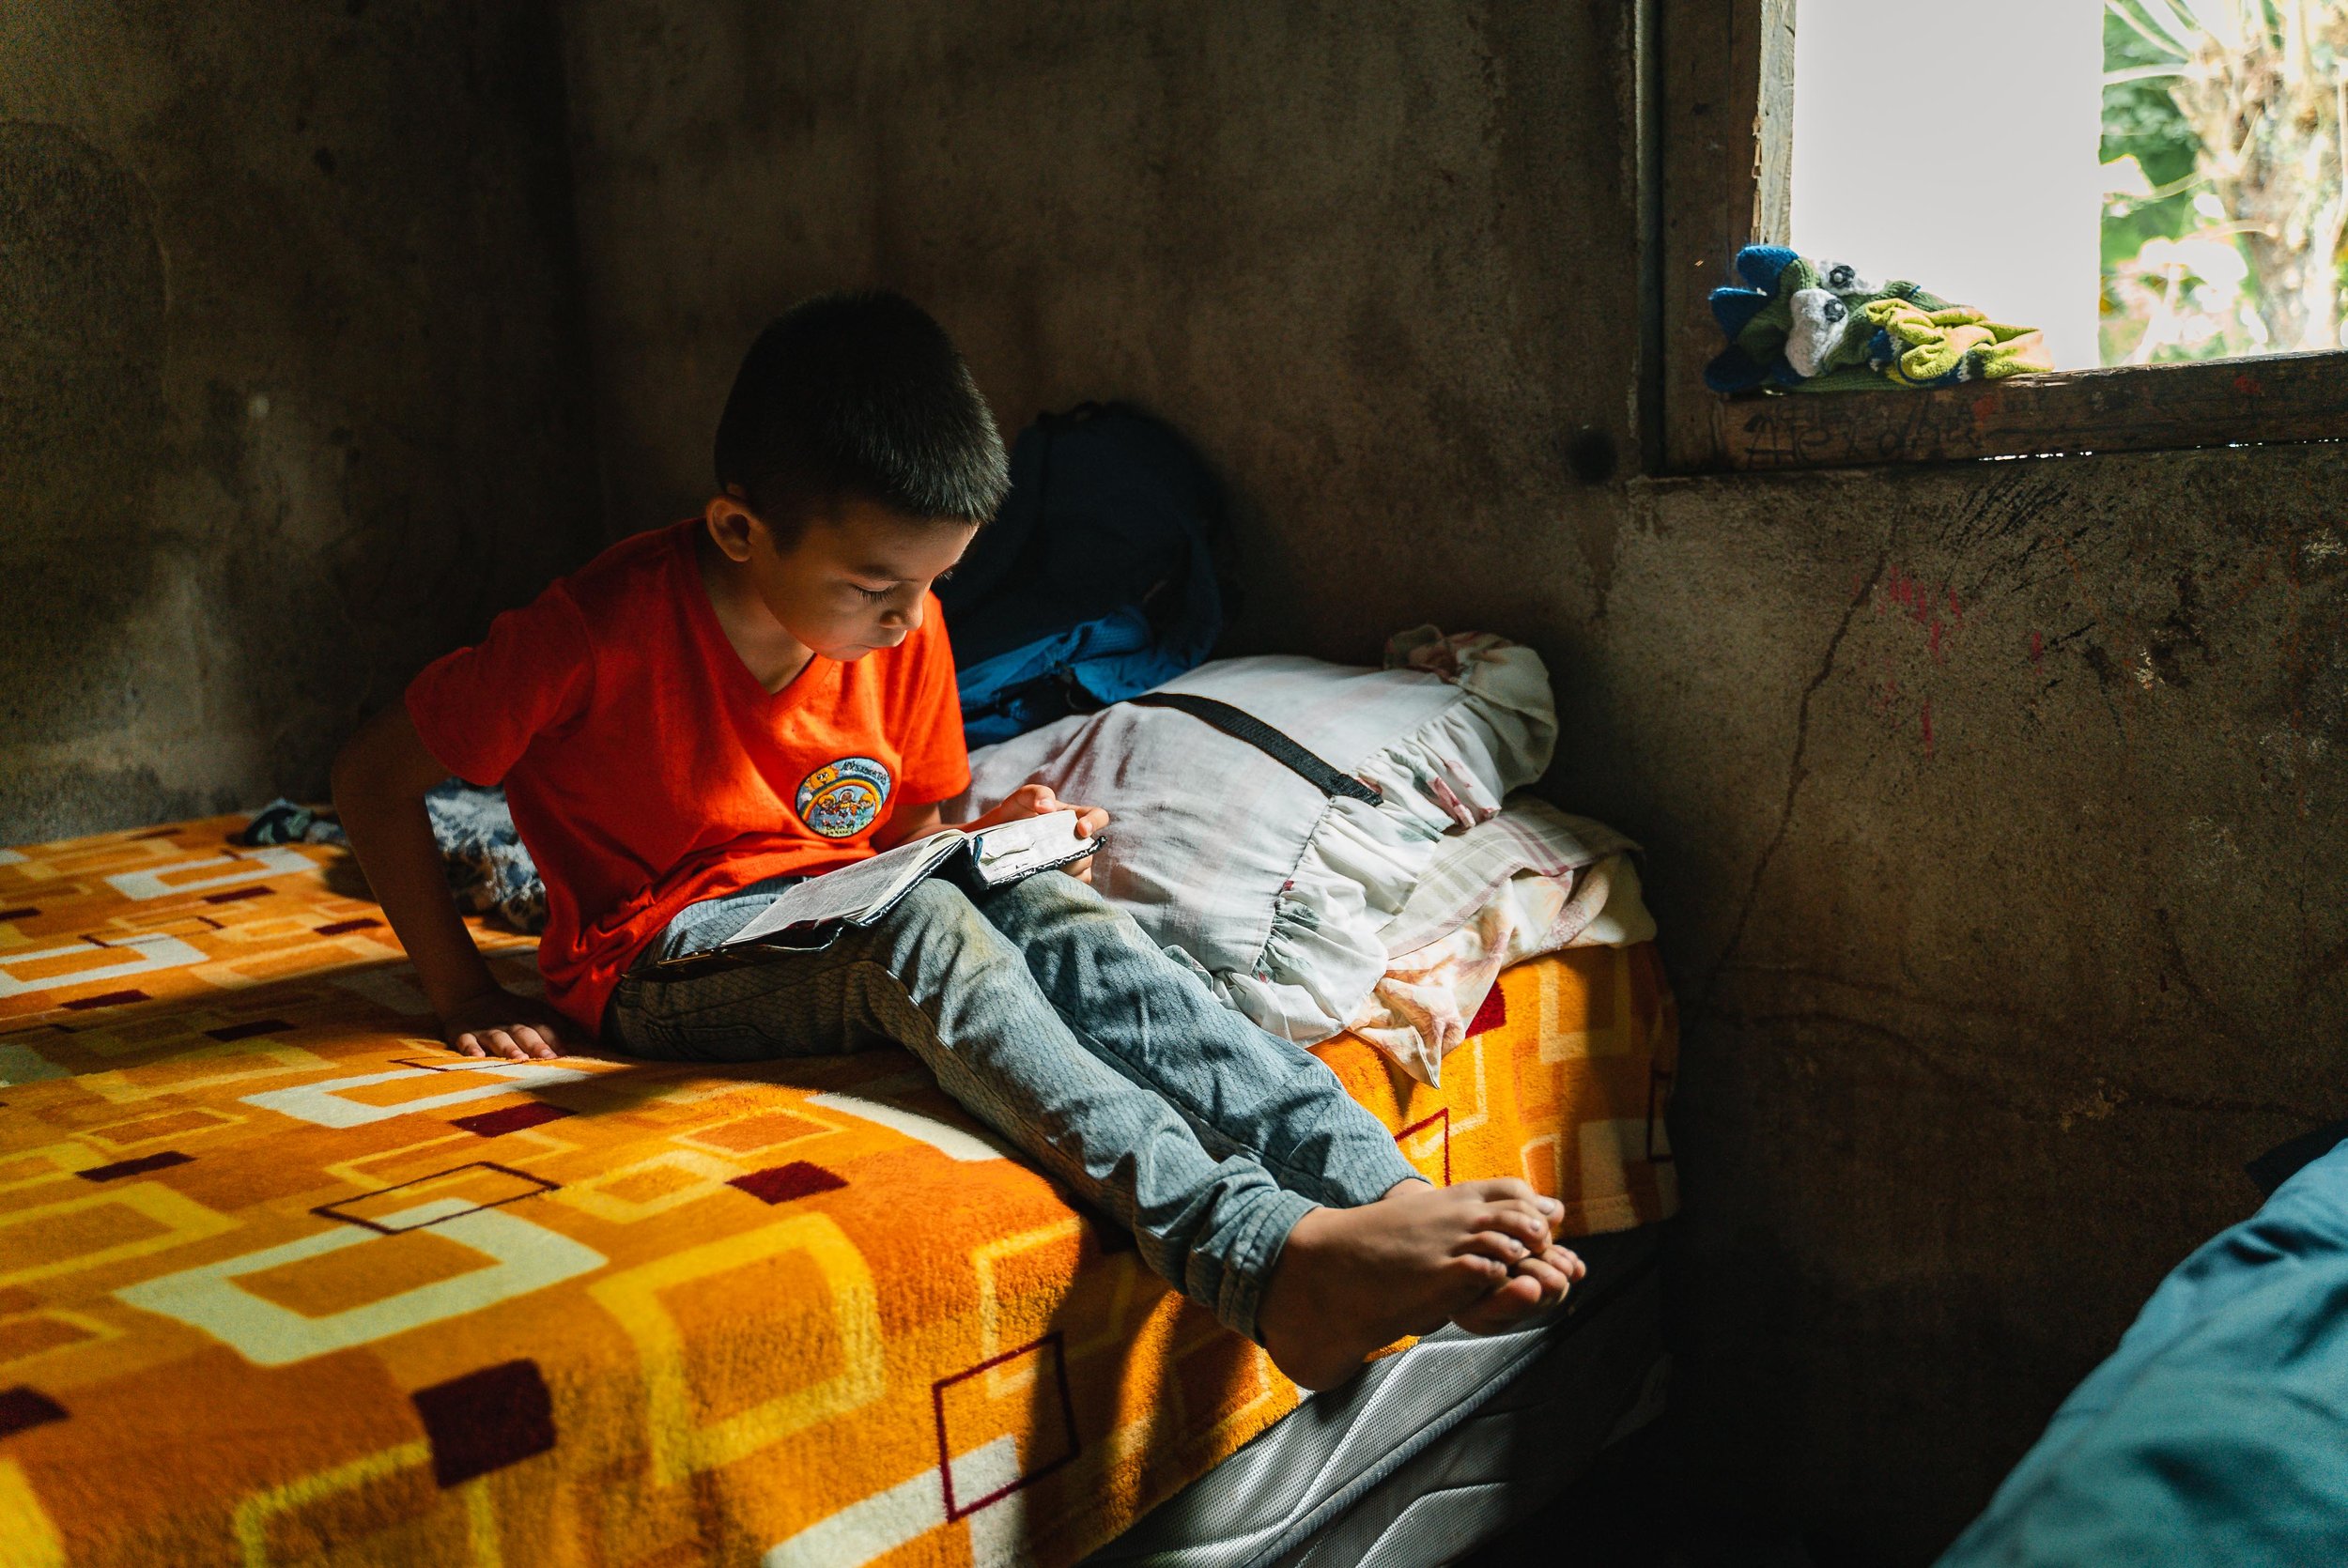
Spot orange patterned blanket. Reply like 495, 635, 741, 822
0, 817, 1675, 1565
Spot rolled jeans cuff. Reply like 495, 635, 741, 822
1328, 1138, 1428, 1208
1214, 1186, 1321, 1347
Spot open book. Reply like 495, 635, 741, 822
723, 809, 1100, 945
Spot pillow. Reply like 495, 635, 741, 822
956, 629, 1557, 1043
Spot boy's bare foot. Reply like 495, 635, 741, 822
1257, 1177, 1577, 1391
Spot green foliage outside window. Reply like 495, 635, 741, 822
2101, 0, 2348, 365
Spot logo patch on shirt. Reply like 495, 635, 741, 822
796, 757, 893, 839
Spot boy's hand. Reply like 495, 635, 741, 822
973, 784, 1111, 882
439, 988, 583, 1061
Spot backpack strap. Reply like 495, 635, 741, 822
1124, 693, 1383, 805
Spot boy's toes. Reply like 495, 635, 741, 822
1451, 1272, 1545, 1335
1482, 1201, 1550, 1249
1460, 1177, 1541, 1206
1462, 1229, 1530, 1265
1512, 1249, 1576, 1307
1449, 1252, 1511, 1286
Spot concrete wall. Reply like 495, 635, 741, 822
1605, 444, 2348, 1560
594, 4, 2348, 1560
557, 0, 1639, 657
0, 2, 600, 842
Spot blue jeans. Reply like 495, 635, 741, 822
603, 870, 1421, 1343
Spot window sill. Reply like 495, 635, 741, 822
1710, 348, 2348, 472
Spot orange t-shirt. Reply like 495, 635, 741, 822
404, 519, 971, 1032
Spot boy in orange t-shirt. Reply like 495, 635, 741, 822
332, 291, 1580, 1389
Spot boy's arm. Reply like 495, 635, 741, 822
331, 706, 579, 1061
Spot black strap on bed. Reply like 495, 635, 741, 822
1124, 692, 1383, 805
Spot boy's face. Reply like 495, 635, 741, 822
710, 493, 978, 661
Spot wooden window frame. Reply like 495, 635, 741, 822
1652, 0, 2348, 474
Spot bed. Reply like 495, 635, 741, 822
0, 815, 1676, 1565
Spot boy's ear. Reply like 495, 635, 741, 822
703, 491, 759, 563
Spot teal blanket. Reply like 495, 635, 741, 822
1939, 1135, 2348, 1565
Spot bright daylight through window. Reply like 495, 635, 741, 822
1792, 0, 2348, 370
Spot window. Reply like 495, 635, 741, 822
1651, 0, 2348, 471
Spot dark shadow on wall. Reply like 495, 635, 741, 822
0, 121, 175, 830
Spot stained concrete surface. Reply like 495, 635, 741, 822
0, 1, 600, 841
1607, 444, 2348, 1560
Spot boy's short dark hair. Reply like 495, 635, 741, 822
714, 290, 1009, 529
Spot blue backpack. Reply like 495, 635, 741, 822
940, 403, 1232, 746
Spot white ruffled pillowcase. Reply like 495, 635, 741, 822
955, 629, 1559, 1046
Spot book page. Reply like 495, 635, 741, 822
970, 810, 1094, 884
726, 833, 965, 943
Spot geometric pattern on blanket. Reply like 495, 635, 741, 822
0, 817, 1676, 1566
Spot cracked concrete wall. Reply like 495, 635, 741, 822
0, 2, 601, 843
1590, 445, 2348, 1561
560, 4, 2344, 1563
